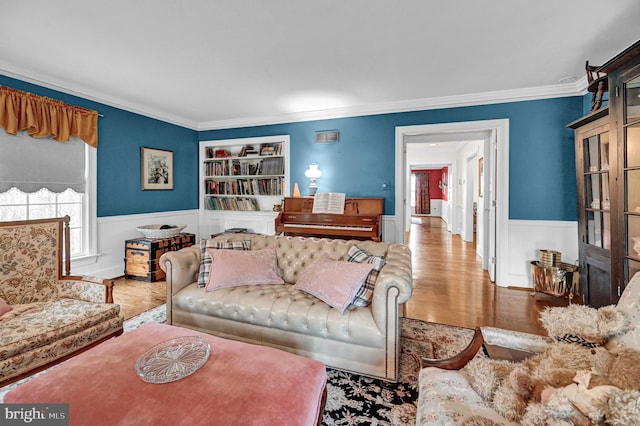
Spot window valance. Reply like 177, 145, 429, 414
0, 85, 98, 147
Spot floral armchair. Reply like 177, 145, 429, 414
0, 216, 124, 386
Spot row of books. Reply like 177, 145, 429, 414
205, 178, 284, 196
203, 157, 285, 177
206, 197, 260, 211
204, 142, 284, 159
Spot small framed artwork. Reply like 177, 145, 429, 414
141, 147, 173, 190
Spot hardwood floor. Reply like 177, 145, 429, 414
112, 277, 166, 320
404, 216, 568, 335
113, 217, 568, 334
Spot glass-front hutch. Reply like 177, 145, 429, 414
569, 109, 611, 307
570, 40, 640, 307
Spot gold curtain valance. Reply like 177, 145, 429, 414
0, 85, 98, 147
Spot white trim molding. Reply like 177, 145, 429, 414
396, 119, 510, 286
2, 63, 586, 131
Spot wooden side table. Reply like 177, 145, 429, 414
124, 233, 196, 282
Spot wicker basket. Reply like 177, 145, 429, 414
136, 224, 187, 239
530, 260, 579, 299
539, 249, 562, 267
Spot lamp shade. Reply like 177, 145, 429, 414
305, 164, 322, 179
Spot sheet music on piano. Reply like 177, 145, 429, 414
312, 192, 346, 214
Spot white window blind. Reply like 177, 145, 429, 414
0, 130, 85, 193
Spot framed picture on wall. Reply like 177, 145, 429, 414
141, 147, 173, 190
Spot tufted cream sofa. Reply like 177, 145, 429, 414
160, 233, 412, 382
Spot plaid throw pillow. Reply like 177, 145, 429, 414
346, 245, 385, 308
198, 239, 251, 288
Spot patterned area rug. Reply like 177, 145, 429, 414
1, 305, 475, 425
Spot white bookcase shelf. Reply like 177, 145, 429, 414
199, 135, 290, 235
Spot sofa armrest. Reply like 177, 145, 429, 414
480, 326, 553, 353
160, 245, 201, 296
58, 276, 115, 303
371, 243, 413, 330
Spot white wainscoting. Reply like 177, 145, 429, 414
506, 220, 578, 288
381, 215, 397, 243
75, 210, 576, 289
72, 210, 200, 279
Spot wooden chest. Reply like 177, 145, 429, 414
124, 233, 196, 282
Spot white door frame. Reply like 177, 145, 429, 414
395, 119, 510, 286
464, 152, 478, 243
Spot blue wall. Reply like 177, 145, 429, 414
0, 76, 199, 217
1, 74, 585, 221
201, 96, 584, 221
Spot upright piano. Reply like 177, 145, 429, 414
275, 197, 384, 242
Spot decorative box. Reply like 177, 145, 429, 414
124, 233, 196, 282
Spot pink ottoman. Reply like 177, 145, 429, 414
5, 323, 327, 426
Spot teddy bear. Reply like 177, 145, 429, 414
460, 303, 632, 424
463, 342, 598, 422
519, 347, 640, 425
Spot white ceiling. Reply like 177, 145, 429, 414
2, 1, 639, 130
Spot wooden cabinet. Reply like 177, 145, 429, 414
199, 135, 290, 236
124, 233, 196, 282
569, 109, 612, 307
604, 41, 640, 294
569, 40, 640, 306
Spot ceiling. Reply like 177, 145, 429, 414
2, 1, 639, 130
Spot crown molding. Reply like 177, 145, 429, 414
0, 64, 199, 130
1, 62, 588, 132
198, 78, 588, 130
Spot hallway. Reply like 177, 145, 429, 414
403, 216, 567, 335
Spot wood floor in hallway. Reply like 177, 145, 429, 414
403, 216, 568, 335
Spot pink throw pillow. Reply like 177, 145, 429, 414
206, 245, 284, 291
293, 253, 374, 314
0, 297, 12, 316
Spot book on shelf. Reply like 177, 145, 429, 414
258, 157, 284, 175
259, 142, 283, 156
312, 192, 346, 214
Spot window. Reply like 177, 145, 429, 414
0, 188, 84, 256
0, 131, 96, 258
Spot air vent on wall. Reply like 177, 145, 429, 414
314, 130, 339, 143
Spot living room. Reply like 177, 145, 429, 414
2, 2, 640, 424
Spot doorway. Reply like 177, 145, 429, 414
395, 119, 510, 286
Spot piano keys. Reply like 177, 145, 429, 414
275, 197, 384, 242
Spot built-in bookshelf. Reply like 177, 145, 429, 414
199, 135, 290, 235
